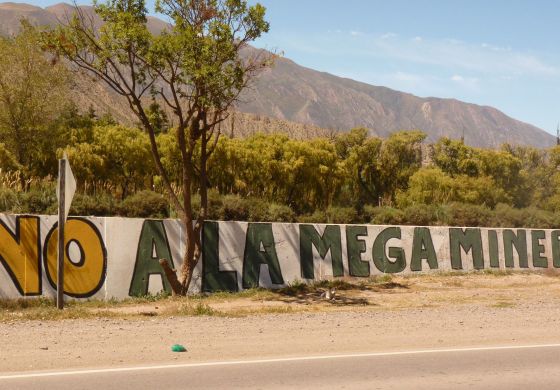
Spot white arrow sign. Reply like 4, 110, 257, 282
56, 153, 76, 221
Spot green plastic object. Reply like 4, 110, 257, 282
171, 344, 187, 352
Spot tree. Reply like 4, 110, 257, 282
64, 124, 153, 198
377, 131, 426, 203
0, 22, 70, 183
45, 0, 271, 294
335, 128, 382, 207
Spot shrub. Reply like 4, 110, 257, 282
16, 184, 57, 214
297, 210, 327, 224
218, 194, 250, 221
246, 198, 270, 222
491, 203, 524, 227
0, 188, 18, 212
325, 206, 358, 224
492, 204, 557, 228
401, 204, 438, 226
447, 202, 492, 227
118, 190, 169, 218
297, 207, 358, 224
521, 207, 556, 229
70, 193, 115, 216
369, 207, 405, 225
266, 203, 295, 222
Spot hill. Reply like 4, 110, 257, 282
0, 2, 554, 148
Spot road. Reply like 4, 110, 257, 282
3, 343, 560, 389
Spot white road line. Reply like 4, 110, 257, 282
2, 343, 560, 380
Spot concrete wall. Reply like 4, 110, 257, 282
1, 214, 559, 300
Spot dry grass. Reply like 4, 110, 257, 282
1, 270, 559, 322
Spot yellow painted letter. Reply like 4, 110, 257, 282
44, 218, 106, 298
0, 216, 41, 295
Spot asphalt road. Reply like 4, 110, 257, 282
3, 344, 560, 390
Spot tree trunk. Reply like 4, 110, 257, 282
158, 258, 183, 296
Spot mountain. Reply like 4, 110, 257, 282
238, 57, 555, 148
0, 2, 555, 148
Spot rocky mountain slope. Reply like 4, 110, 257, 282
0, 2, 554, 148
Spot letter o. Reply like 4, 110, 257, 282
44, 218, 107, 298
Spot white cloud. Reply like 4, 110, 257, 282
365, 34, 558, 77
450, 75, 480, 90
380, 32, 397, 40
394, 71, 424, 82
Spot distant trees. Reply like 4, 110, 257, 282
0, 22, 70, 184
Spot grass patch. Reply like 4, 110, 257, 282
368, 274, 394, 284
481, 269, 514, 277
174, 301, 221, 317
199, 288, 276, 301
492, 301, 515, 309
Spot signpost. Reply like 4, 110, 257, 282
56, 154, 76, 309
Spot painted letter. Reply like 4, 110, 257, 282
299, 225, 343, 279
129, 220, 176, 296
346, 225, 369, 277
44, 218, 106, 298
531, 230, 548, 268
242, 223, 284, 289
410, 227, 438, 271
373, 227, 406, 274
552, 231, 560, 268
488, 230, 500, 268
503, 229, 528, 268
0, 216, 41, 296
202, 221, 238, 292
449, 228, 484, 270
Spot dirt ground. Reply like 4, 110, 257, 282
2, 271, 560, 373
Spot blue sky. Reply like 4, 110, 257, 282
24, 0, 560, 134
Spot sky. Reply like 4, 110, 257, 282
22, 0, 560, 134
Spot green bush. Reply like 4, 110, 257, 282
401, 204, 438, 226
369, 207, 405, 225
491, 203, 524, 227
491, 204, 557, 228
325, 206, 358, 224
16, 184, 57, 214
118, 190, 169, 218
70, 193, 115, 216
0, 188, 18, 212
266, 203, 296, 222
297, 207, 358, 224
521, 208, 557, 229
447, 202, 492, 227
218, 194, 250, 221
297, 210, 327, 224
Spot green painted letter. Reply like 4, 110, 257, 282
410, 227, 438, 271
373, 227, 406, 274
129, 220, 175, 296
300, 225, 343, 279
488, 230, 500, 268
552, 231, 560, 268
242, 223, 284, 289
202, 222, 238, 292
449, 228, 484, 270
346, 226, 369, 277
531, 230, 548, 268
503, 230, 528, 268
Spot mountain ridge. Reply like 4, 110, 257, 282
0, 2, 554, 148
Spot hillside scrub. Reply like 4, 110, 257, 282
2, 113, 560, 226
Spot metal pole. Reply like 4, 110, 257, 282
57, 158, 65, 310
